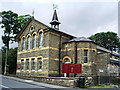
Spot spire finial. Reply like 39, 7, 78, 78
32, 9, 35, 18
50, 4, 60, 30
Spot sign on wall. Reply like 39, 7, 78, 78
17, 64, 21, 69
62, 63, 82, 73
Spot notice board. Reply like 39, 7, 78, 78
62, 63, 82, 73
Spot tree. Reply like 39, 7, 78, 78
12, 15, 32, 41
1, 11, 18, 49
0, 10, 32, 74
89, 32, 120, 51
7, 48, 17, 74
0, 10, 32, 49
1, 47, 17, 74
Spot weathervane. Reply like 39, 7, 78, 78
53, 4, 58, 10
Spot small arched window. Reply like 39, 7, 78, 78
63, 56, 72, 63
27, 36, 30, 50
33, 34, 36, 48
39, 32, 43, 47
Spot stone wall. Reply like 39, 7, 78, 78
62, 42, 97, 76
16, 75, 75, 87
48, 31, 72, 76
17, 18, 120, 79
96, 51, 109, 76
17, 20, 48, 52
17, 19, 73, 77
17, 20, 50, 76
108, 64, 119, 76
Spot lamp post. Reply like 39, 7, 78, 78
4, 47, 8, 75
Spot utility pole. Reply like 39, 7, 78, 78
4, 47, 8, 75
116, 47, 120, 76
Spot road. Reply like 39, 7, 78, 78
1, 75, 71, 90
1, 75, 117, 90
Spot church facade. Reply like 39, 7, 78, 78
16, 10, 120, 77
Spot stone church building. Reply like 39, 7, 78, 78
16, 10, 120, 77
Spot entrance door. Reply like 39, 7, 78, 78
63, 56, 72, 77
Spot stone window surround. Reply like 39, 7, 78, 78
31, 58, 35, 71
20, 29, 44, 51
26, 59, 29, 71
30, 25, 35, 32
32, 33, 37, 49
83, 49, 89, 64
37, 56, 43, 71
63, 56, 72, 63
20, 56, 43, 72
62, 48, 91, 64
26, 34, 31, 50
38, 30, 43, 47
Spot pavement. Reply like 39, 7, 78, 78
1, 75, 120, 90
2, 75, 69, 88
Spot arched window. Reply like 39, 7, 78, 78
27, 36, 30, 50
63, 56, 72, 63
33, 34, 36, 48
39, 32, 43, 47
22, 37, 25, 51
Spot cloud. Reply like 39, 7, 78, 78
58, 2, 118, 37
0, 1, 118, 48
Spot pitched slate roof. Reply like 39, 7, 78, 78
97, 46, 111, 53
66, 37, 94, 43
16, 18, 50, 40
110, 58, 120, 64
16, 18, 74, 41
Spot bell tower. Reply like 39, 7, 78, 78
50, 8, 61, 30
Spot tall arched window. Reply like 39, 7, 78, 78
22, 37, 25, 51
39, 32, 43, 47
33, 34, 36, 48
27, 36, 30, 50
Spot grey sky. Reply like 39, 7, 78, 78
0, 0, 119, 48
